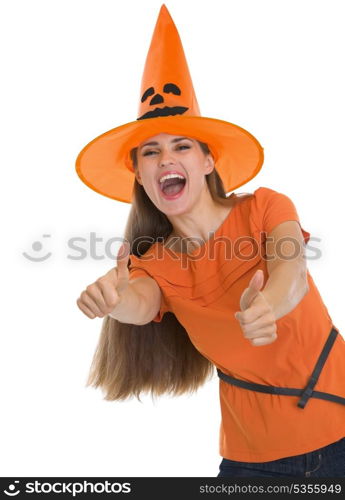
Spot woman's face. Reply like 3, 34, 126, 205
135, 133, 214, 215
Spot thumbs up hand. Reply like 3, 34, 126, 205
234, 269, 277, 347
76, 241, 130, 319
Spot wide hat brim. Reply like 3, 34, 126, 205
75, 114, 264, 204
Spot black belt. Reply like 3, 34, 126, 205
217, 326, 345, 409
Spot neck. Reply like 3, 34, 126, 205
165, 189, 235, 252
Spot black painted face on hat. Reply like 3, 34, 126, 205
137, 83, 189, 120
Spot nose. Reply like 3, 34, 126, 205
159, 147, 175, 167
150, 94, 164, 105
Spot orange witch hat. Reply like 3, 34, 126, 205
75, 4, 264, 203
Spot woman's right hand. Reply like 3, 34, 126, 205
76, 242, 130, 319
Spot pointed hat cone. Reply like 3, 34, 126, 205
137, 4, 200, 119
76, 4, 264, 203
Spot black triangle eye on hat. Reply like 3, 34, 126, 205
75, 4, 264, 203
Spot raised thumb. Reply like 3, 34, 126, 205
116, 241, 130, 278
249, 269, 264, 291
241, 269, 264, 310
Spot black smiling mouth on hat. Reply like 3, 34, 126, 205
137, 106, 189, 120
137, 83, 189, 120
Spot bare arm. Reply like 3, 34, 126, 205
76, 242, 162, 325
262, 220, 309, 320
234, 220, 310, 346
109, 276, 162, 325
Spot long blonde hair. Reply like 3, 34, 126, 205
86, 140, 253, 401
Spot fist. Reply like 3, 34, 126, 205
234, 269, 277, 347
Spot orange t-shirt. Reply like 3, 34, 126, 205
128, 186, 345, 462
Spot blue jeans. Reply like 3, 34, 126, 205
217, 437, 345, 477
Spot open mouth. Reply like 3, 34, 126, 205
158, 176, 187, 199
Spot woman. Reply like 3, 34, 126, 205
75, 6, 345, 477
77, 131, 345, 477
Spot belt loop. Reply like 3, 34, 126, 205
297, 385, 315, 409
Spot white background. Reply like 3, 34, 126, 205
1, 0, 344, 477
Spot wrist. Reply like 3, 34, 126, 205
261, 288, 278, 321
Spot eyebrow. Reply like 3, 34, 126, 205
139, 137, 193, 150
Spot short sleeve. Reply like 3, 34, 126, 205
128, 264, 169, 323
252, 187, 310, 244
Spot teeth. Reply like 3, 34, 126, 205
159, 173, 185, 184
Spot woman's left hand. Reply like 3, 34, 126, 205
234, 269, 278, 347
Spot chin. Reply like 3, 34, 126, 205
161, 204, 189, 217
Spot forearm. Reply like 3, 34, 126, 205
262, 262, 309, 321
108, 282, 146, 325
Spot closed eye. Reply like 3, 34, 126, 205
142, 145, 191, 156
142, 150, 157, 156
